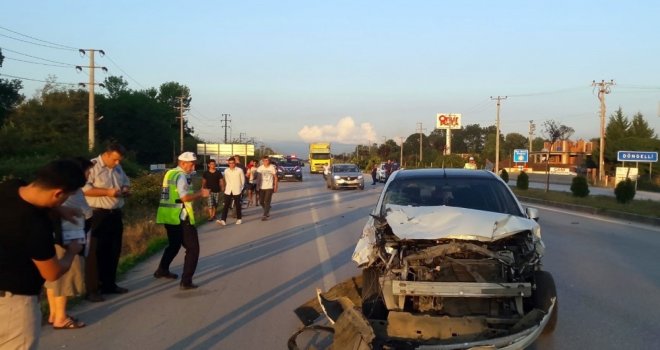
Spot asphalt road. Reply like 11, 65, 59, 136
39, 170, 660, 349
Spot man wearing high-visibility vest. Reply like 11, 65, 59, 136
155, 152, 209, 290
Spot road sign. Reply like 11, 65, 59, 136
617, 151, 658, 162
513, 149, 528, 163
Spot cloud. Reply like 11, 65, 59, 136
297, 117, 378, 144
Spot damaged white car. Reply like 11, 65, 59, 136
291, 169, 557, 350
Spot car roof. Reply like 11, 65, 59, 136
393, 168, 499, 180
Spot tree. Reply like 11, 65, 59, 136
503, 133, 528, 160
0, 78, 24, 125
543, 120, 574, 192
605, 107, 631, 141
157, 82, 191, 110
103, 76, 130, 99
629, 112, 656, 139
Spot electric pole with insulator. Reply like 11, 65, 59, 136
221, 113, 231, 144
528, 120, 536, 153
490, 96, 507, 174
592, 79, 615, 184
77, 49, 107, 152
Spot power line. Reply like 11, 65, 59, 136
0, 73, 78, 86
507, 86, 585, 98
0, 25, 78, 50
0, 47, 76, 66
0, 33, 77, 51
103, 54, 145, 89
3, 56, 71, 68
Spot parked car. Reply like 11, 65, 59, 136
376, 161, 401, 183
344, 168, 557, 348
276, 156, 304, 182
326, 163, 364, 190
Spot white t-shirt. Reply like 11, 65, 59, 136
257, 164, 277, 190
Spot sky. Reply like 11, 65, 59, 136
1, 1, 659, 155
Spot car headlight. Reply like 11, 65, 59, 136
334, 175, 340, 179
296, 169, 301, 172
357, 175, 363, 179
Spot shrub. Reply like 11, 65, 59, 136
500, 168, 509, 183
516, 171, 529, 190
570, 176, 590, 197
614, 179, 636, 204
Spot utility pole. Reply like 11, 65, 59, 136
592, 80, 615, 184
490, 96, 507, 173
174, 96, 188, 153
221, 113, 231, 144
528, 120, 535, 153
416, 122, 425, 165
77, 49, 107, 152
399, 137, 404, 166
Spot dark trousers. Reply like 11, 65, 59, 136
90, 209, 123, 291
84, 236, 99, 294
260, 189, 274, 216
371, 171, 377, 184
220, 193, 242, 220
159, 220, 199, 285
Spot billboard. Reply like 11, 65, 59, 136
196, 144, 255, 157
436, 113, 462, 130
513, 149, 529, 163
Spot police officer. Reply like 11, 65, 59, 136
154, 152, 209, 290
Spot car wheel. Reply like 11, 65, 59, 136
533, 270, 558, 335
362, 267, 387, 320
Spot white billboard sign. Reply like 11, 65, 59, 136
436, 113, 462, 130
196, 144, 255, 157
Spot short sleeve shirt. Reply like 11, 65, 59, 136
0, 180, 56, 295
83, 154, 131, 209
202, 170, 222, 193
257, 165, 277, 190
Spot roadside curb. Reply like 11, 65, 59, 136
518, 196, 660, 227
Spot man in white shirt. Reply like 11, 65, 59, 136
217, 158, 245, 225
256, 156, 278, 221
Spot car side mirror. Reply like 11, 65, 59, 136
526, 207, 539, 222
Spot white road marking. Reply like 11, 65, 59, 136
307, 188, 337, 290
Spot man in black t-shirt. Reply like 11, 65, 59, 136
202, 159, 223, 221
0, 160, 85, 349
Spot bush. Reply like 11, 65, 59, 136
500, 168, 509, 183
516, 171, 529, 190
614, 179, 636, 204
570, 176, 590, 197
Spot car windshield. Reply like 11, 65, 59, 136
281, 160, 300, 167
381, 176, 523, 216
312, 154, 331, 160
334, 165, 359, 173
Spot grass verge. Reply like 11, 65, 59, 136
511, 187, 660, 218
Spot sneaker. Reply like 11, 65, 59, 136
153, 270, 178, 279
261, 216, 268, 221
179, 283, 199, 290
236, 219, 242, 225
216, 219, 226, 226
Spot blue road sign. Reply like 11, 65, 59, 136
617, 151, 658, 163
513, 149, 529, 163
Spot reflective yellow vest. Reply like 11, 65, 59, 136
156, 168, 195, 225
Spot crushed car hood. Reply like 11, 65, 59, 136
384, 204, 537, 241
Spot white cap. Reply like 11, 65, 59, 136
178, 152, 197, 162
469, 156, 474, 160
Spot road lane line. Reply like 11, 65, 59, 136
306, 188, 337, 290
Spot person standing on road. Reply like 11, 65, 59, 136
217, 157, 245, 226
384, 159, 393, 182
371, 163, 378, 185
155, 152, 209, 290
202, 159, 222, 222
83, 142, 130, 299
464, 156, 477, 170
247, 160, 258, 206
256, 156, 278, 221
0, 159, 85, 349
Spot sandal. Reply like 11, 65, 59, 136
53, 317, 85, 330
49, 314, 79, 324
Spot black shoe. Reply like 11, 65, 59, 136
154, 270, 178, 279
102, 286, 129, 294
180, 283, 199, 290
85, 293, 105, 302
